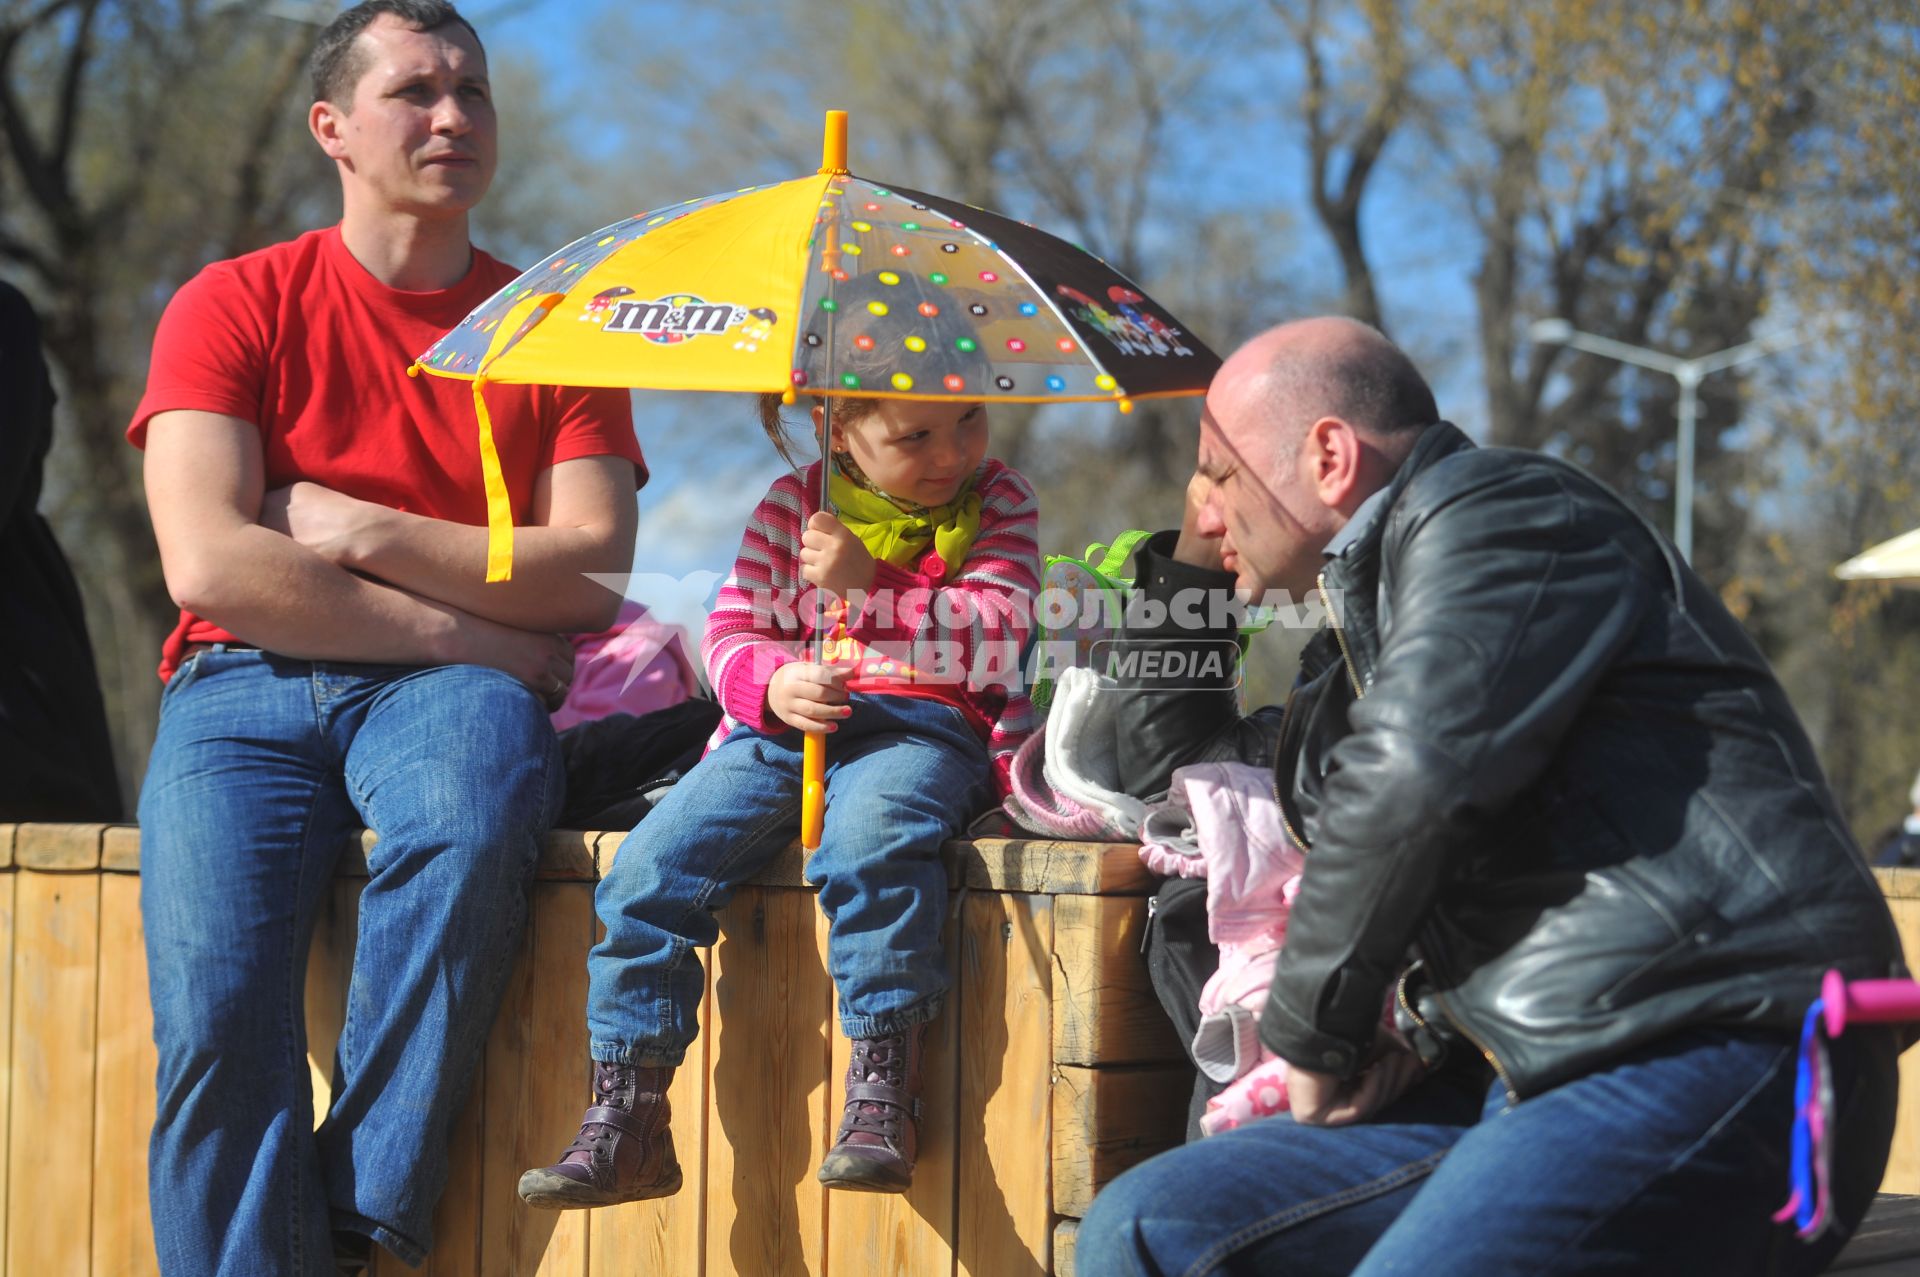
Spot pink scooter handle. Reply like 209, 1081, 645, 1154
1821, 970, 1920, 1037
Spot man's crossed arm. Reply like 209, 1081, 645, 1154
144, 410, 637, 703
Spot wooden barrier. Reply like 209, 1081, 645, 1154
0, 824, 1183, 1276
0, 822, 1913, 1275
1877, 868, 1920, 1198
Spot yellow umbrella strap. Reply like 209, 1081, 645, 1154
472, 374, 514, 582
470, 292, 563, 582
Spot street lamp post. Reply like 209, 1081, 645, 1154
1527, 318, 1815, 562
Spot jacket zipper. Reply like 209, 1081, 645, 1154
1316, 567, 1516, 1098
1394, 963, 1432, 1035
1318, 571, 1364, 699
1273, 579, 1364, 852
1430, 988, 1517, 1103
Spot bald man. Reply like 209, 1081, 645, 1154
1078, 318, 1906, 1275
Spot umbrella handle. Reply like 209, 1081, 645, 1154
801, 730, 826, 849
1821, 970, 1920, 1037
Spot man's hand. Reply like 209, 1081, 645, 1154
1287, 1027, 1427, 1127
1172, 469, 1225, 570
260, 481, 384, 566
767, 661, 853, 733
799, 512, 877, 601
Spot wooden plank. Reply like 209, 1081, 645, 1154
91, 874, 159, 1277
587, 991, 710, 1277
603, 833, 819, 891
7, 870, 101, 1274
1832, 1195, 1920, 1271
821, 916, 960, 1277
956, 893, 1054, 1277
1051, 895, 1184, 1067
1050, 1065, 1189, 1218
1874, 870, 1920, 1196
0, 872, 13, 1263
1828, 1255, 1920, 1276
479, 881, 593, 1276
959, 839, 1152, 897
100, 825, 141, 873
13, 822, 105, 871
535, 831, 600, 882
0, 822, 15, 869
1874, 866, 1920, 900
705, 887, 831, 1277
1052, 1218, 1078, 1277
589, 832, 625, 881
74, 822, 1157, 896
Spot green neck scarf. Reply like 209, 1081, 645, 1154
827, 458, 983, 578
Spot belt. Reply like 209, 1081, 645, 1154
180, 641, 260, 660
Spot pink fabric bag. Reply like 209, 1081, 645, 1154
551, 601, 701, 732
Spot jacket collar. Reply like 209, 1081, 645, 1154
1319, 422, 1475, 692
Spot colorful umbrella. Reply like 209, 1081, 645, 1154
412, 111, 1220, 845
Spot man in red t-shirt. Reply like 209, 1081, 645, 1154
128, 5, 643, 1273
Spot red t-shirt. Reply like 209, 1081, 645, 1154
129, 226, 643, 680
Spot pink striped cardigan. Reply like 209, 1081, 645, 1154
701, 458, 1040, 796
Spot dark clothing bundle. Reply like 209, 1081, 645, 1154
1110, 422, 1905, 1098
555, 697, 723, 831
0, 281, 121, 820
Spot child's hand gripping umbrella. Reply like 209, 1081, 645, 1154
412, 111, 1220, 846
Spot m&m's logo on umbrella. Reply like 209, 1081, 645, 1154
602, 293, 755, 345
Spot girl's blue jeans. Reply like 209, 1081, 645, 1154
1076, 1023, 1900, 1276
138, 648, 563, 1274
588, 692, 992, 1063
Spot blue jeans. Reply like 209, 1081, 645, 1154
588, 692, 991, 1062
1077, 1026, 1899, 1276
139, 648, 562, 1275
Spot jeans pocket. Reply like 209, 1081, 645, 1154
161, 651, 208, 702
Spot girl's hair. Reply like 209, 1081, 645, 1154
757, 393, 876, 472
754, 267, 991, 470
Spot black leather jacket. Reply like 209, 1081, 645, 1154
1111, 423, 1906, 1098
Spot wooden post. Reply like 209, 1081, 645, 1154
956, 892, 1054, 1277
1050, 1064, 1190, 1218
704, 888, 832, 1277
92, 873, 160, 1277
821, 918, 961, 1277
7, 869, 101, 1274
1051, 895, 1184, 1066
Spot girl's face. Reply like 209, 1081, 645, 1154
828, 399, 989, 506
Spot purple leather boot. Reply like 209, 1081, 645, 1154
817, 1023, 927, 1192
518, 1061, 682, 1209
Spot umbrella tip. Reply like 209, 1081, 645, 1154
406, 362, 422, 378
1118, 397, 1135, 415
820, 110, 849, 175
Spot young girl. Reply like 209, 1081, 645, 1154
519, 286, 1038, 1206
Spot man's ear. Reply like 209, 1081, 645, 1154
310, 100, 349, 160
1304, 416, 1366, 509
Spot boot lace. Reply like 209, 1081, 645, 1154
841, 1033, 908, 1143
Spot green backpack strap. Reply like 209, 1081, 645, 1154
1086, 528, 1151, 581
